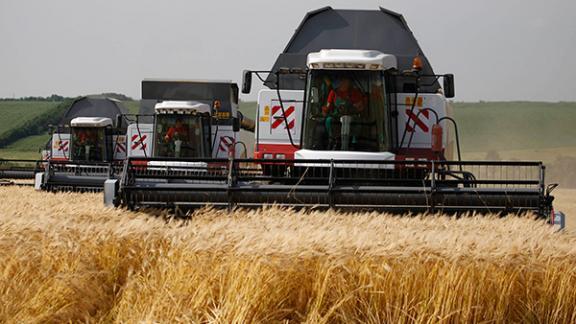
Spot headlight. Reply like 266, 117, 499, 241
263, 153, 273, 159
276, 153, 286, 159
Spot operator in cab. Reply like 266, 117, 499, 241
163, 118, 189, 142
322, 78, 366, 116
76, 129, 97, 146
321, 78, 367, 150
74, 128, 101, 161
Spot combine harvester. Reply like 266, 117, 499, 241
104, 79, 254, 207
109, 7, 564, 225
35, 97, 130, 191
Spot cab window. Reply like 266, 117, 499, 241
154, 114, 211, 158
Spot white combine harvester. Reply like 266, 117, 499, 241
108, 7, 563, 227
104, 80, 255, 207
36, 115, 127, 191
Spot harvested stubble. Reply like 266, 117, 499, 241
0, 187, 575, 323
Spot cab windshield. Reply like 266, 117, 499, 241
154, 114, 211, 158
303, 70, 390, 152
71, 127, 107, 161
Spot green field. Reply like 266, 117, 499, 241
0, 101, 60, 140
0, 134, 50, 159
454, 102, 576, 152
0, 99, 140, 159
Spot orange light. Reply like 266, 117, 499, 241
412, 56, 423, 71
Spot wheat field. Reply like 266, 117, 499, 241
0, 187, 575, 323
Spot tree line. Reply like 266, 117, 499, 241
0, 93, 134, 102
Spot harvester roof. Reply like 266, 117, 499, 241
60, 96, 128, 129
154, 101, 211, 115
70, 117, 113, 128
307, 49, 397, 70
265, 7, 440, 93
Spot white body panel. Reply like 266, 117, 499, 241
211, 125, 240, 158
146, 161, 209, 173
295, 149, 395, 161
295, 149, 395, 169
70, 117, 113, 127
34, 173, 43, 190
113, 135, 127, 160
126, 123, 154, 158
396, 93, 449, 149
155, 101, 211, 114
307, 50, 397, 70
51, 133, 71, 160
256, 89, 304, 146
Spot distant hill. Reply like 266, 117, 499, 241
0, 95, 138, 158
454, 101, 576, 152
0, 100, 69, 147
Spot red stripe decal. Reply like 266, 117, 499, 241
271, 106, 295, 129
131, 135, 148, 150
406, 109, 429, 132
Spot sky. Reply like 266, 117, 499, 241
0, 0, 575, 102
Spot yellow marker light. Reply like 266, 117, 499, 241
405, 97, 423, 107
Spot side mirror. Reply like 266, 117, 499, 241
310, 87, 320, 104
241, 70, 252, 94
233, 117, 240, 132
443, 74, 455, 98
115, 114, 122, 129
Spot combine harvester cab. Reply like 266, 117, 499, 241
110, 7, 563, 227
36, 96, 129, 192
105, 80, 254, 208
